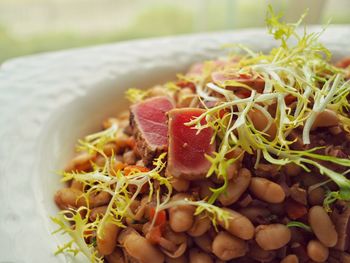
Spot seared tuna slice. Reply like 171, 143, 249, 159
167, 108, 215, 180
130, 96, 174, 165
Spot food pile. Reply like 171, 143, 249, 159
52, 9, 350, 263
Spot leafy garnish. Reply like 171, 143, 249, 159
125, 88, 149, 103
52, 6, 350, 262
53, 152, 171, 260
287, 221, 312, 232
77, 122, 121, 154
185, 5, 350, 205
51, 207, 103, 262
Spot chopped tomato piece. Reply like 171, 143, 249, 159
149, 207, 167, 226
124, 165, 150, 176
286, 199, 308, 220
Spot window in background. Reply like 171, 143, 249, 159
0, 0, 349, 63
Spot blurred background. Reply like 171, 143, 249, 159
1, 0, 349, 63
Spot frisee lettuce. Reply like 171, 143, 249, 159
185, 5, 350, 205
287, 221, 312, 232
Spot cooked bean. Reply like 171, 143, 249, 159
283, 163, 301, 176
169, 194, 195, 232
307, 240, 329, 262
308, 206, 338, 247
105, 247, 124, 263
212, 231, 247, 261
148, 86, 171, 98
255, 224, 291, 250
226, 162, 239, 180
189, 248, 213, 263
89, 205, 107, 221
103, 142, 118, 156
256, 163, 280, 177
198, 180, 215, 200
89, 191, 111, 208
163, 227, 188, 246
248, 242, 276, 262
308, 187, 325, 206
194, 233, 212, 253
311, 109, 339, 130
170, 177, 190, 192
159, 227, 187, 258
123, 150, 136, 165
218, 168, 251, 206
133, 203, 147, 223
114, 134, 133, 151
65, 151, 95, 172
218, 208, 255, 240
129, 199, 141, 213
341, 254, 350, 263
211, 162, 240, 185
70, 179, 84, 191
161, 241, 187, 259
141, 222, 152, 237
54, 188, 86, 209
299, 173, 320, 187
95, 154, 107, 167
97, 222, 120, 255
122, 231, 164, 263
248, 109, 277, 139
187, 215, 211, 237
249, 177, 285, 203
110, 159, 125, 176
165, 254, 187, 263
280, 254, 299, 263
169, 209, 194, 232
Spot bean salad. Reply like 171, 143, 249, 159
52, 8, 350, 263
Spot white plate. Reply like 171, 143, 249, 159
0, 26, 350, 262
